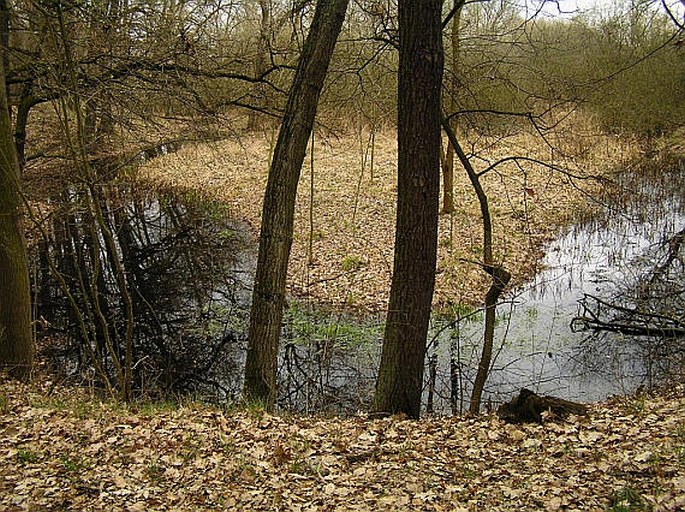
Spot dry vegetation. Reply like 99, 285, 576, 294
137, 121, 640, 312
1, 376, 683, 511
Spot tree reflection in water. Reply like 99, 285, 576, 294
36, 184, 252, 400
32, 161, 685, 414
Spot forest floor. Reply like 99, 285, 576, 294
135, 125, 643, 312
1, 376, 684, 511
13, 125, 685, 510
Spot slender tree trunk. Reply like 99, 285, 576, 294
0, 0, 9, 115
441, 142, 455, 214
14, 90, 38, 170
373, 0, 443, 419
470, 264, 510, 413
441, 118, 511, 414
441, 0, 463, 215
0, 2, 34, 378
244, 0, 349, 407
247, 0, 272, 131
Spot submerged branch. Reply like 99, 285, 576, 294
572, 315, 685, 338
572, 293, 685, 338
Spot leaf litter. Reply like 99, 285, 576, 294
136, 127, 639, 312
14, 126, 683, 509
1, 377, 683, 510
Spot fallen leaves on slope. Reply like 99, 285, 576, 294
1, 378, 683, 511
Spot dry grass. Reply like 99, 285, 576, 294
136, 123, 639, 312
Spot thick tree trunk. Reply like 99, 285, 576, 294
0, 13, 34, 378
373, 0, 443, 419
244, 0, 349, 407
0, 187, 34, 380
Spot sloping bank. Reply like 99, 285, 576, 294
1, 376, 683, 511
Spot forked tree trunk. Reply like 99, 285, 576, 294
0, 2, 34, 378
244, 0, 349, 407
373, 0, 443, 419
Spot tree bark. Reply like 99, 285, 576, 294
0, 1, 34, 378
373, 0, 443, 419
247, 0, 272, 132
440, 0, 463, 215
244, 0, 349, 407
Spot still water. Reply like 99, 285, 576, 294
37, 167, 684, 415
438, 202, 685, 414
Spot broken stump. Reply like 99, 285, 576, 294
497, 388, 589, 423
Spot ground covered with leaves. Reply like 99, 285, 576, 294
1, 377, 684, 511
136, 127, 638, 311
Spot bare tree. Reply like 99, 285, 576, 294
373, 0, 444, 419
244, 0, 350, 407
440, 0, 465, 215
0, 0, 33, 379
441, 120, 511, 414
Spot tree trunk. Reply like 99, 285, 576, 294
247, 0, 272, 132
0, 0, 9, 115
440, 0, 463, 215
441, 118, 511, 415
470, 263, 510, 413
373, 0, 443, 419
0, 6, 34, 378
244, 0, 349, 407
14, 90, 38, 170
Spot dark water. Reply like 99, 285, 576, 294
35, 185, 253, 400
36, 165, 685, 414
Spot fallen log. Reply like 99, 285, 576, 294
497, 388, 588, 424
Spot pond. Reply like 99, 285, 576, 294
34, 163, 685, 415
35, 185, 253, 400
277, 164, 685, 415
434, 192, 685, 414
432, 162, 685, 413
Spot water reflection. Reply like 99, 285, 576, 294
36, 184, 252, 400
35, 163, 685, 414
278, 306, 383, 414
427, 165, 685, 414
